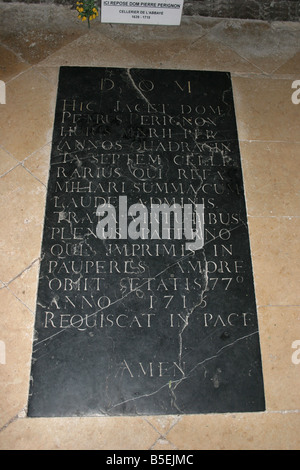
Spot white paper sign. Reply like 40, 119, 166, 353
101, 0, 184, 25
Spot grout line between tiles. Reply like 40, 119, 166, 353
3, 62, 297, 83
232, 70, 300, 80
6, 285, 36, 315
203, 20, 300, 77
0, 413, 20, 434
0, 407, 27, 435
0, 40, 30, 67
21, 164, 48, 188
0, 146, 21, 178
33, 67, 59, 87
2, 257, 40, 289
149, 437, 178, 450
26, 28, 93, 69
5, 65, 35, 86
163, 419, 183, 443
0, 161, 22, 179
248, 215, 300, 218
143, 417, 164, 437
0, 408, 298, 438
148, 433, 174, 451
257, 304, 300, 308
0, 144, 20, 164
21, 140, 53, 165
144, 416, 182, 437
143, 416, 182, 450
0, 158, 48, 187
239, 139, 300, 143
219, 43, 266, 75
266, 409, 300, 414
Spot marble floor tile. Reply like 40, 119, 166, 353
98, 16, 221, 43
32, 66, 60, 88
38, 30, 144, 68
23, 143, 51, 187
151, 438, 178, 450
0, 68, 56, 161
207, 20, 300, 74
7, 260, 40, 313
145, 415, 181, 437
161, 34, 261, 73
258, 306, 300, 411
0, 4, 82, 33
0, 44, 30, 82
0, 30, 86, 67
240, 141, 300, 217
97, 18, 209, 67
0, 165, 46, 283
274, 51, 300, 75
0, 288, 33, 430
232, 76, 300, 142
166, 412, 300, 450
0, 148, 18, 177
0, 4, 87, 66
248, 217, 300, 306
0, 416, 159, 450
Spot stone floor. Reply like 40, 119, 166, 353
0, 3, 299, 450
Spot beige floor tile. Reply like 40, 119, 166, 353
97, 18, 208, 67
0, 4, 85, 34
8, 260, 40, 313
0, 148, 18, 176
151, 438, 177, 450
33, 66, 59, 88
0, 44, 30, 82
0, 416, 159, 450
0, 5, 88, 66
259, 306, 300, 411
23, 143, 51, 186
161, 34, 260, 73
207, 20, 300, 74
0, 68, 56, 161
232, 76, 300, 142
38, 30, 144, 68
99, 16, 220, 43
113, 38, 203, 68
167, 412, 300, 449
0, 30, 86, 66
274, 50, 300, 75
240, 141, 300, 217
0, 288, 33, 429
248, 217, 300, 306
0, 165, 46, 283
99, 18, 201, 41
145, 415, 181, 436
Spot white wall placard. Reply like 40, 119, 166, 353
101, 0, 184, 25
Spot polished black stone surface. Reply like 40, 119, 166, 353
27, 67, 265, 417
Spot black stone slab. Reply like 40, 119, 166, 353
28, 67, 265, 417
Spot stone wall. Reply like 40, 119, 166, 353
0, 0, 299, 21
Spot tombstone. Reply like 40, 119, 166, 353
27, 67, 265, 416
